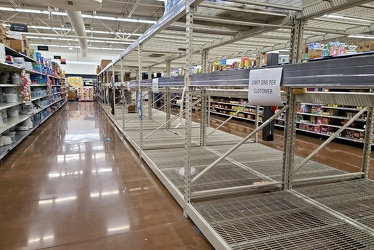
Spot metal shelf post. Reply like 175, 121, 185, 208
183, 0, 194, 217
362, 89, 374, 178
282, 17, 304, 190
138, 44, 143, 160
148, 66, 153, 119
166, 60, 172, 128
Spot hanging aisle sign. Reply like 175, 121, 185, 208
248, 68, 284, 106
152, 78, 159, 93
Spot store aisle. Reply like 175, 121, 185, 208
0, 102, 212, 250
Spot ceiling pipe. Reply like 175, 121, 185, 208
66, 10, 88, 57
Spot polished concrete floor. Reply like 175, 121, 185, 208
0, 102, 213, 250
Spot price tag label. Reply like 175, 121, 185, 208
152, 78, 159, 93
248, 68, 284, 106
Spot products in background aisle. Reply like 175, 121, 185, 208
77, 87, 93, 101
327, 42, 346, 57
20, 73, 31, 102
68, 77, 83, 88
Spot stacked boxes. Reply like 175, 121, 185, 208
8, 37, 30, 56
68, 77, 83, 88
77, 87, 93, 101
357, 42, 374, 52
0, 25, 8, 46
327, 42, 346, 57
308, 43, 323, 59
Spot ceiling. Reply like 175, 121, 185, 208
0, 0, 164, 52
2, 0, 374, 72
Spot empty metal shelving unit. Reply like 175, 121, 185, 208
96, 0, 374, 249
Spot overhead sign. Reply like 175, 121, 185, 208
152, 78, 159, 93
54, 55, 61, 59
248, 68, 284, 106
37, 46, 49, 51
10, 23, 28, 32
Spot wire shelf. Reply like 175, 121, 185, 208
296, 179, 374, 230
193, 191, 374, 249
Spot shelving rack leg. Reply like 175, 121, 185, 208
138, 44, 143, 159
183, 0, 195, 217
147, 66, 153, 119
165, 60, 172, 129
362, 101, 373, 178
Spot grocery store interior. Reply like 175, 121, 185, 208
0, 0, 374, 249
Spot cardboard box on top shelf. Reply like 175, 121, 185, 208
0, 25, 6, 36
8, 37, 28, 54
308, 49, 323, 59
357, 42, 365, 52
100, 59, 111, 69
364, 42, 374, 52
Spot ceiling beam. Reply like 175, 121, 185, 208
193, 15, 294, 28
149, 15, 290, 67
166, 25, 236, 36
297, 0, 374, 20
199, 3, 287, 17
224, 0, 302, 11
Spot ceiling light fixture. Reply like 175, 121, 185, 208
348, 35, 374, 39
30, 43, 125, 51
3, 24, 141, 36
323, 14, 372, 23
26, 36, 132, 44
0, 7, 156, 24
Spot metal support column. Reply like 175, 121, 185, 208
112, 67, 115, 115
200, 88, 208, 146
201, 49, 209, 74
138, 45, 143, 160
183, 0, 194, 217
282, 90, 297, 190
282, 17, 304, 190
201, 49, 211, 136
121, 58, 125, 130
255, 105, 260, 143
147, 66, 153, 119
362, 90, 374, 178
166, 88, 171, 129
165, 60, 172, 128
106, 71, 110, 111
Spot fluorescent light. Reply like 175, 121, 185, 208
348, 35, 374, 39
86, 30, 142, 36
30, 44, 126, 51
0, 7, 155, 24
82, 14, 156, 24
323, 14, 372, 23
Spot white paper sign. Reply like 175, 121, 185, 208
248, 68, 284, 106
152, 78, 159, 93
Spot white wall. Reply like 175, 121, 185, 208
30, 46, 120, 75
